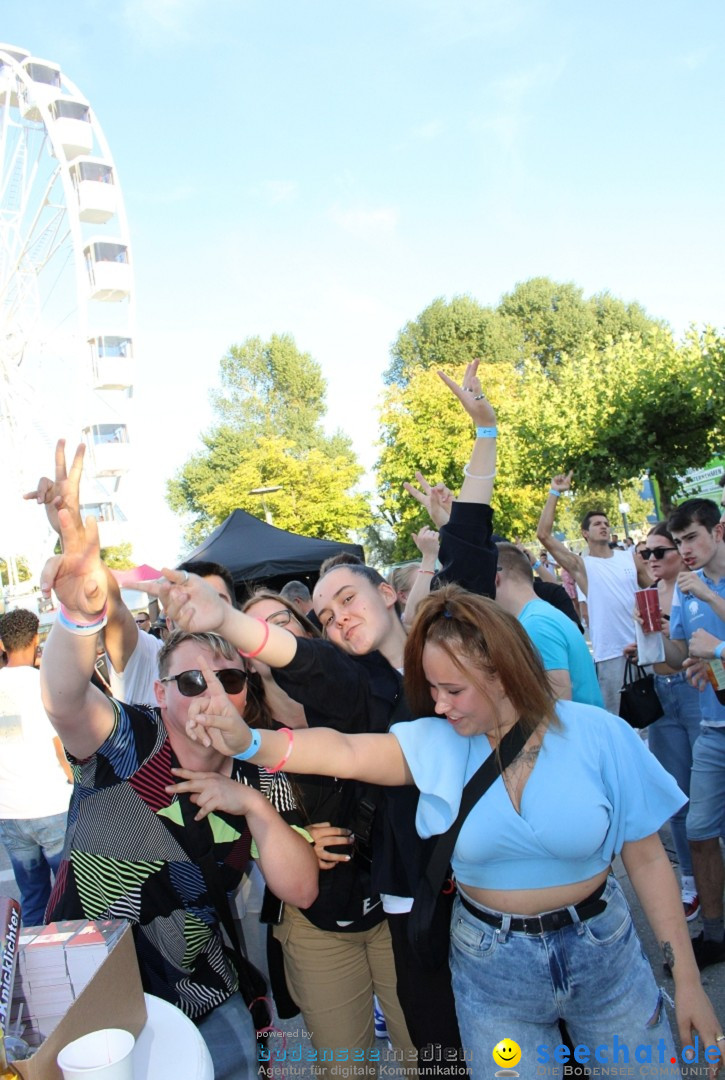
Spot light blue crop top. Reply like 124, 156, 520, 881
390, 700, 685, 890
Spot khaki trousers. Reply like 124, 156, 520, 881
273, 904, 417, 1079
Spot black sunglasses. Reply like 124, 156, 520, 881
160, 668, 247, 697
640, 546, 678, 561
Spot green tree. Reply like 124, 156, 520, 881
385, 278, 661, 385
386, 296, 520, 385
377, 363, 534, 560
497, 278, 657, 371
168, 336, 371, 549
100, 542, 135, 569
513, 327, 725, 510
211, 334, 328, 451
376, 322, 725, 556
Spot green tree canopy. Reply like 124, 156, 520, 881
100, 542, 135, 570
168, 335, 371, 549
385, 277, 661, 385
377, 316, 725, 559
211, 334, 328, 452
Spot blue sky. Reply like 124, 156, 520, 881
2, 0, 724, 565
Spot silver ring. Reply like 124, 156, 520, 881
181, 570, 189, 584
473, 394, 486, 400
717, 1036, 725, 1043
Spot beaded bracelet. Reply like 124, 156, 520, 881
475, 426, 497, 439
549, 489, 561, 497
234, 728, 262, 761
418, 569, 435, 575
463, 464, 496, 480
267, 728, 294, 774
715, 642, 725, 661
238, 617, 270, 658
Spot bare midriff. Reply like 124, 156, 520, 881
459, 867, 610, 916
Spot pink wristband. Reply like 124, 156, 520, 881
238, 617, 270, 659
267, 728, 294, 774
60, 603, 108, 627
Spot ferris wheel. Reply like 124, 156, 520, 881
0, 43, 134, 582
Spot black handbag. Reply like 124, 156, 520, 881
618, 659, 664, 729
407, 723, 527, 971
178, 795, 273, 1043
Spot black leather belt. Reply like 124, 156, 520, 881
458, 879, 608, 935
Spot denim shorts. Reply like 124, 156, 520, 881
450, 876, 678, 1080
686, 725, 725, 841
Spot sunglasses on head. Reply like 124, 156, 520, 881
640, 546, 678, 561
160, 668, 247, 697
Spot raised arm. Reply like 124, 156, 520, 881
39, 510, 115, 758
438, 360, 497, 507
401, 526, 439, 627
536, 471, 587, 592
145, 569, 300, 668
24, 438, 140, 672
404, 361, 499, 598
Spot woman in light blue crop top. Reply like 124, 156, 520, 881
168, 585, 725, 1080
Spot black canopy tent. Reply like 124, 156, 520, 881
186, 509, 364, 596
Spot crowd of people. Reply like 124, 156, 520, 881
1, 366, 725, 1080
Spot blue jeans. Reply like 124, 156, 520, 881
195, 991, 258, 1080
686, 726, 725, 841
648, 673, 702, 876
0, 812, 67, 925
450, 877, 678, 1080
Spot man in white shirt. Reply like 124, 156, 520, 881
0, 608, 72, 924
537, 470, 649, 713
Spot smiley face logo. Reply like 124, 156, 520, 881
492, 1039, 522, 1070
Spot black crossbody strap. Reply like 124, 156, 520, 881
423, 722, 528, 891
178, 794, 262, 1010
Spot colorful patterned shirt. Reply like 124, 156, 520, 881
46, 699, 294, 1018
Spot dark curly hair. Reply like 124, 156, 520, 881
0, 609, 39, 653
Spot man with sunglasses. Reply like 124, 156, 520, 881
36, 510, 318, 1080
537, 471, 650, 713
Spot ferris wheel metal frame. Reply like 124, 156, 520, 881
0, 43, 135, 582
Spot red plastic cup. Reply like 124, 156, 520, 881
635, 589, 662, 633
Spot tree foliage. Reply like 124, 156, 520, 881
377, 282, 725, 560
168, 335, 371, 550
385, 277, 660, 385
99, 542, 135, 570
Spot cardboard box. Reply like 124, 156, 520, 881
13, 924, 146, 1080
